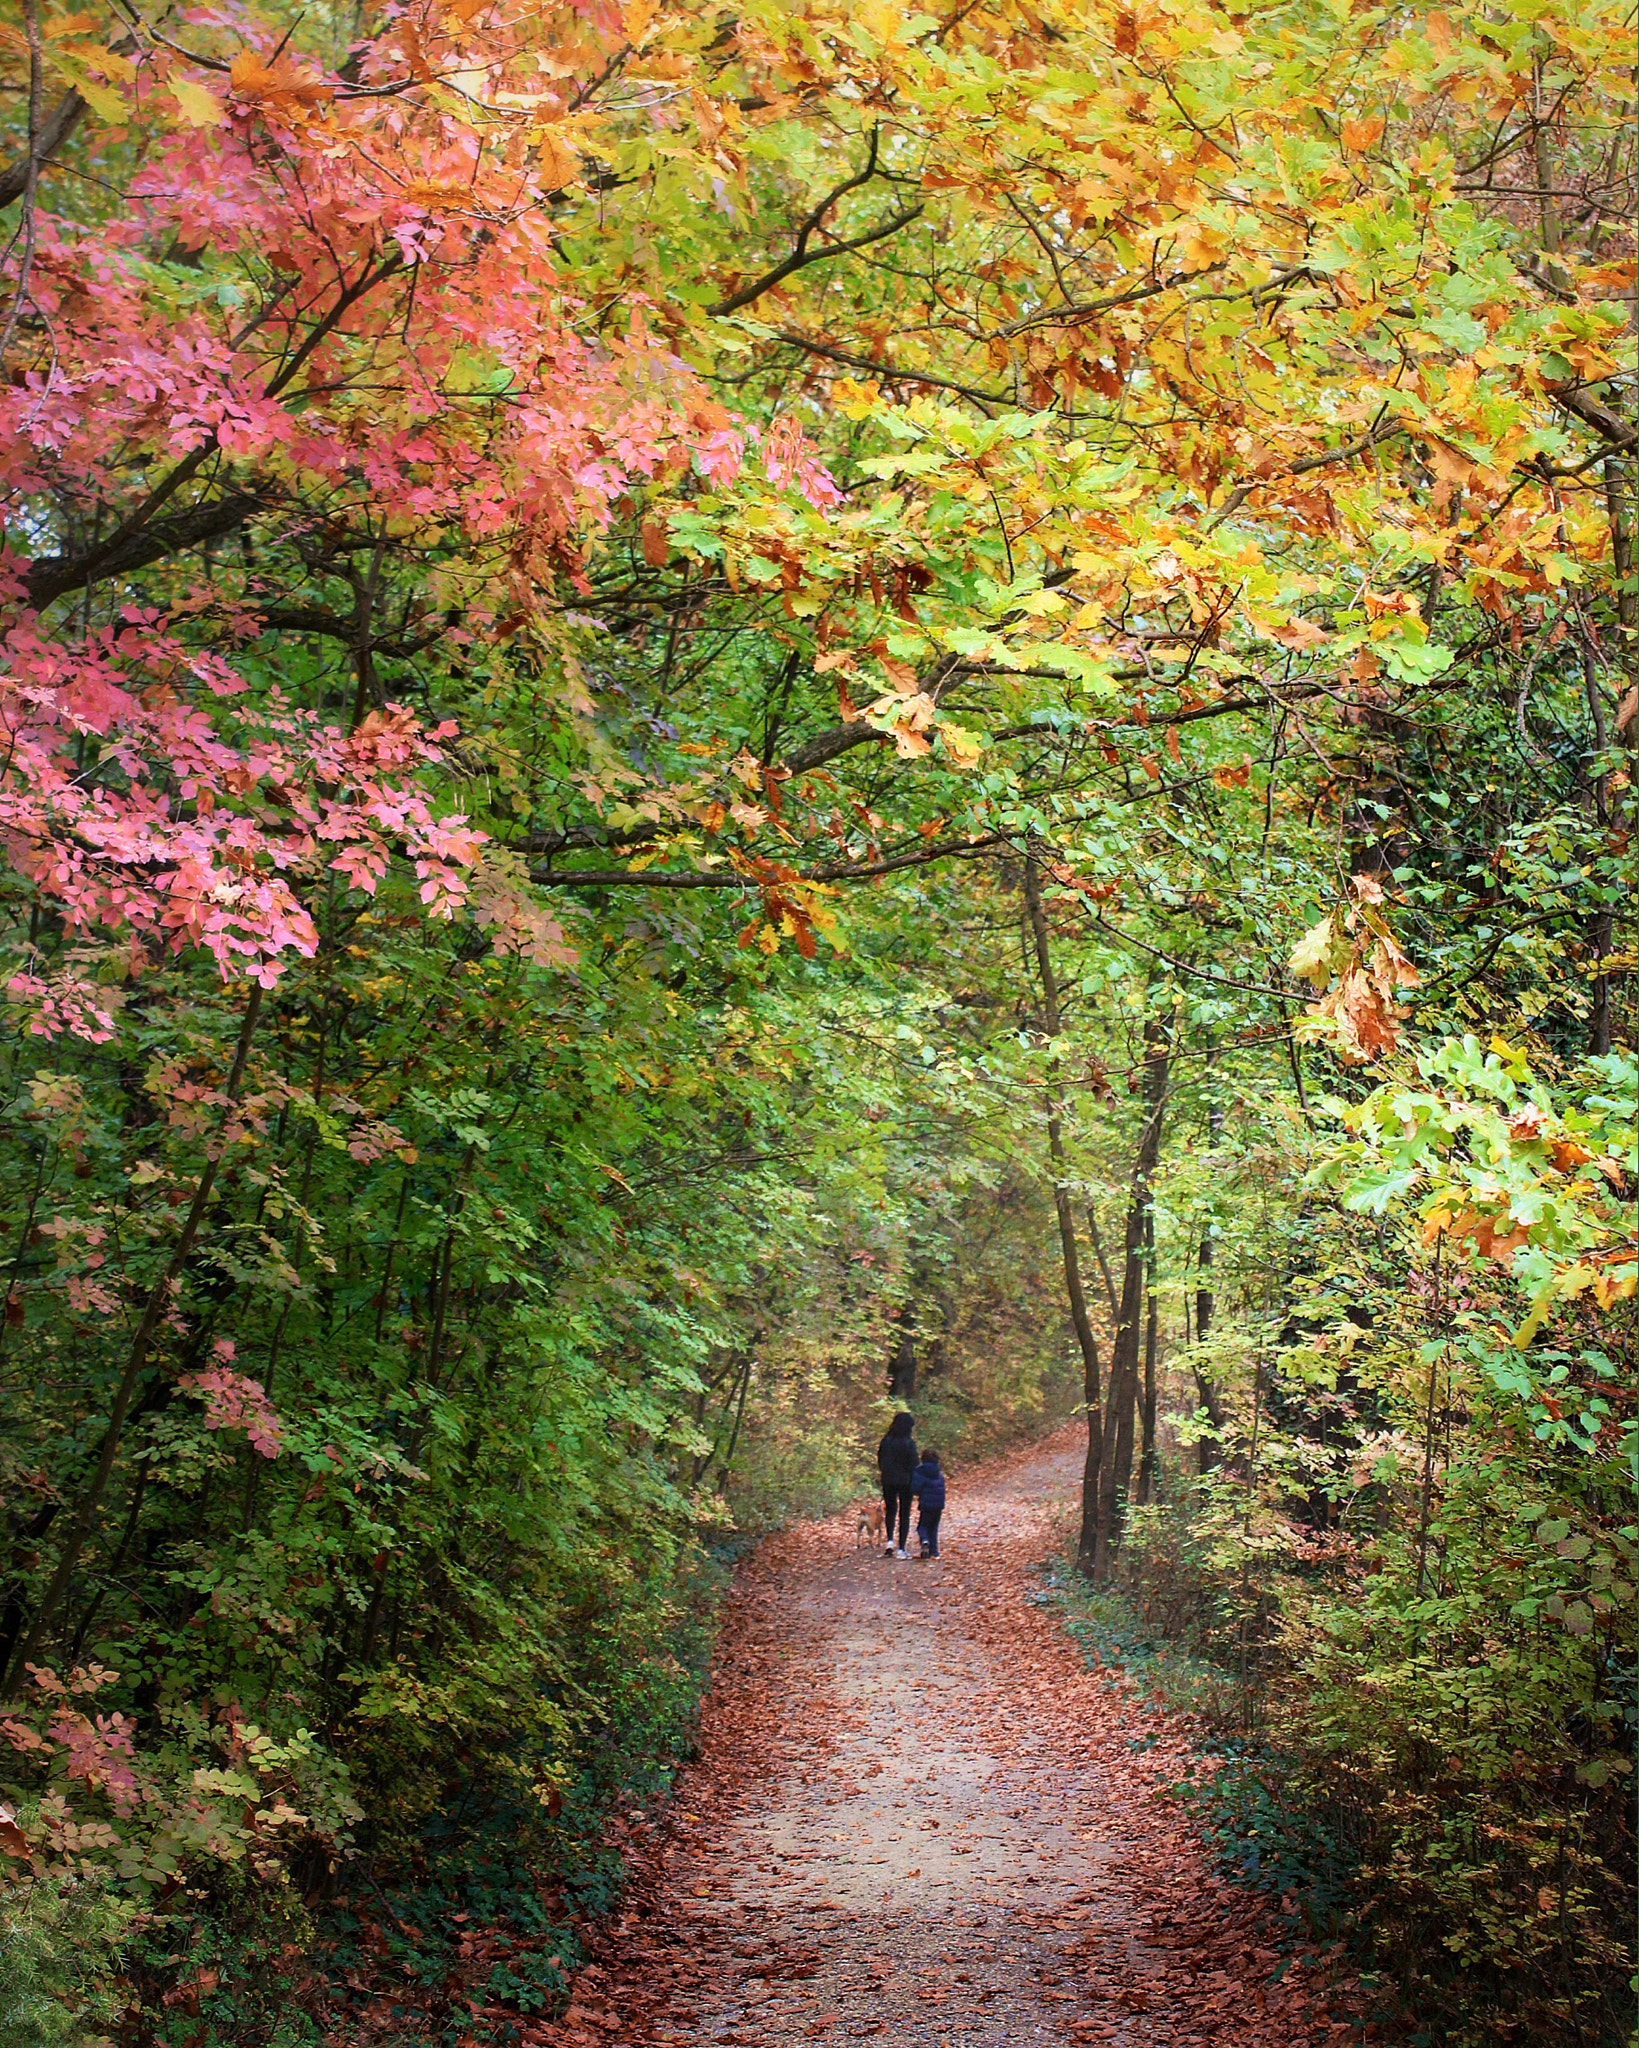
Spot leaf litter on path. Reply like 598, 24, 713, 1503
531, 1431, 1377, 2047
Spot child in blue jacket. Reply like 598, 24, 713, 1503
911, 1450, 946, 1558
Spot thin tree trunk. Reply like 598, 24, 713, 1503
1084, 1203, 1120, 1322
1237, 1354, 1264, 1714
1135, 1204, 1159, 1506
1585, 645, 1613, 1057
1095, 1013, 1170, 1580
1194, 1101, 1227, 1473
889, 1307, 917, 1399
1417, 1233, 1446, 1594
373, 1167, 413, 1343
694, 1345, 757, 1488
1605, 457, 1634, 633
717, 1353, 755, 1487
6, 982, 264, 1691
1023, 854, 1104, 1577
0, 1143, 50, 1377
261, 994, 331, 1402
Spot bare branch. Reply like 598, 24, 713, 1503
1205, 414, 1405, 531
25, 491, 267, 611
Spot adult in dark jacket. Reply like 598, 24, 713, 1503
911, 1451, 946, 1558
877, 1412, 918, 1557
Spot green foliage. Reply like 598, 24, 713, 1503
0, 1877, 131, 2048
0, 0, 1632, 2040
1077, 1076, 1636, 2046
1042, 1554, 1243, 1721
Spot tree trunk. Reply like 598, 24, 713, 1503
1094, 1012, 1170, 1581
1135, 1203, 1159, 1507
1194, 1101, 1227, 1474
1585, 646, 1613, 1057
889, 1309, 917, 1399
1084, 1202, 1120, 1321
1022, 854, 1104, 1577
1607, 457, 1635, 634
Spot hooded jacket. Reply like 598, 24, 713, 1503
877, 1414, 918, 1489
911, 1457, 946, 1513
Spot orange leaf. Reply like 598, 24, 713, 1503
1268, 614, 1328, 650
535, 127, 580, 192
228, 49, 333, 108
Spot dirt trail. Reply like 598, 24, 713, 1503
539, 1433, 1363, 2048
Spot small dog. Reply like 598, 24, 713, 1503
856, 1500, 885, 1549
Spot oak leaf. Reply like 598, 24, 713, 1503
228, 49, 334, 110
170, 77, 226, 128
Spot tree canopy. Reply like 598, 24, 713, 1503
0, 0, 1632, 2042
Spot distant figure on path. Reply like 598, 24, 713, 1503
911, 1449, 946, 1558
877, 1412, 918, 1559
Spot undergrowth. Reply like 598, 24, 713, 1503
1040, 1564, 1386, 1999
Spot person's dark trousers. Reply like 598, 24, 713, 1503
882, 1485, 912, 1548
918, 1508, 942, 1557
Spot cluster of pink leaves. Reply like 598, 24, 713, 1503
3, 961, 119, 1043
3, 76, 748, 553
178, 1340, 283, 1458
0, 15, 781, 1012
1, 1664, 141, 1815
0, 597, 485, 1005
762, 415, 845, 512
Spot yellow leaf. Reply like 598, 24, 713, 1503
1288, 913, 1336, 985
1340, 114, 1385, 151
170, 76, 226, 128
71, 73, 125, 122
228, 49, 332, 107
936, 720, 985, 770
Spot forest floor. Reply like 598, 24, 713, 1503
534, 1429, 1374, 2048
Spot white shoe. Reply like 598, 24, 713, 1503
895, 1547, 909, 1559
884, 1546, 895, 1557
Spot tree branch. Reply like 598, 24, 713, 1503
708, 131, 924, 316
712, 206, 925, 316
775, 333, 1011, 408
24, 489, 267, 610
534, 832, 1003, 890
0, 86, 84, 210
783, 722, 896, 773
1548, 383, 1636, 453
1205, 414, 1405, 531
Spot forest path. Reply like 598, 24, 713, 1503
538, 1431, 1361, 2048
